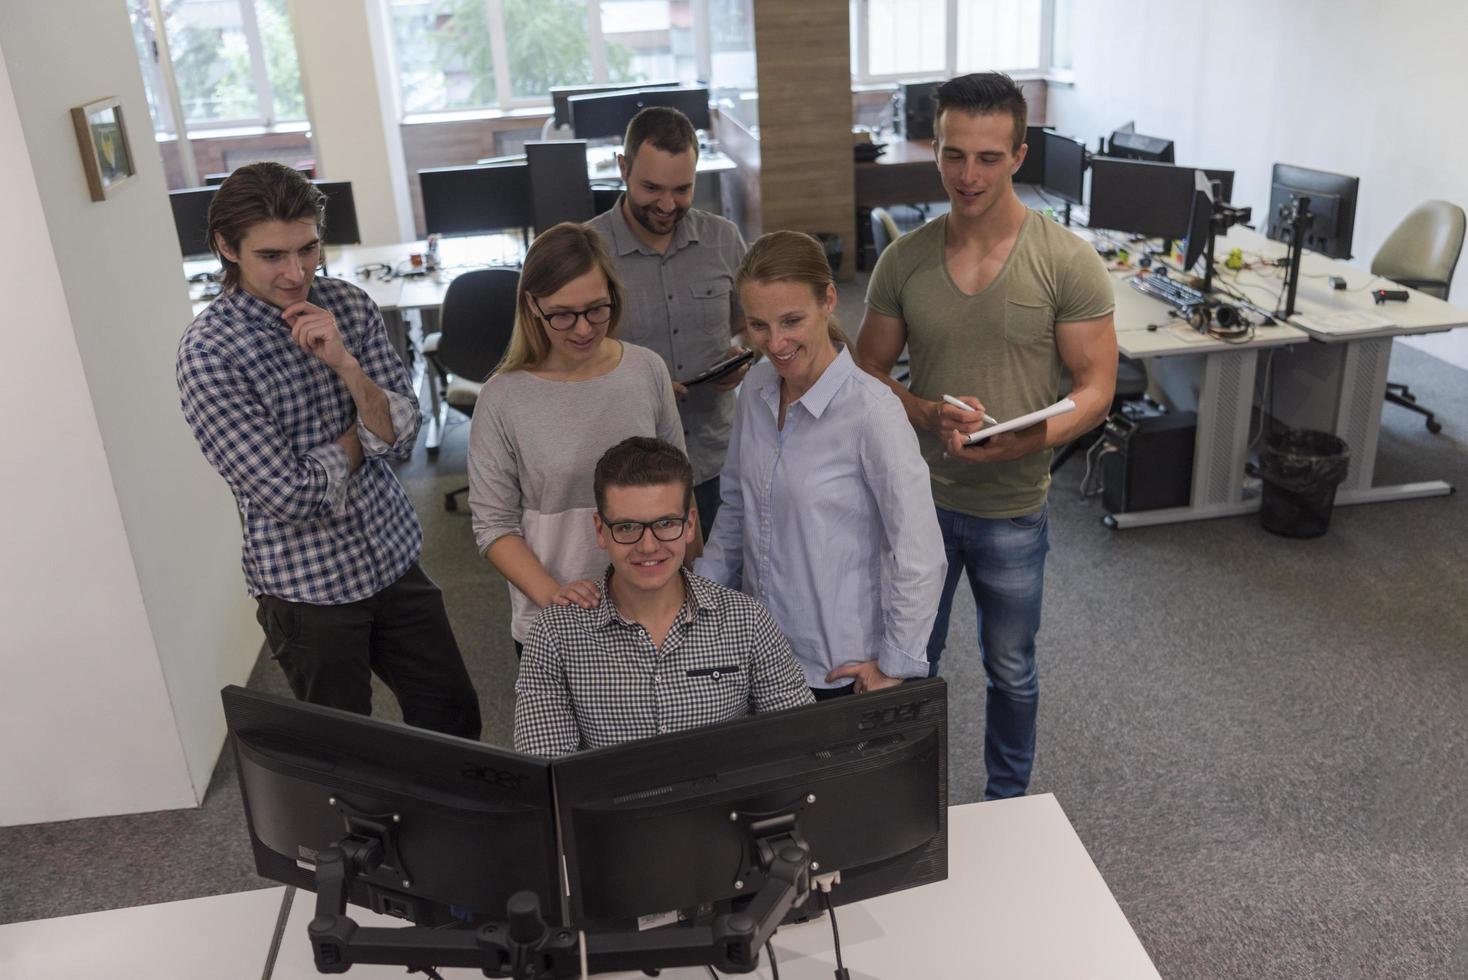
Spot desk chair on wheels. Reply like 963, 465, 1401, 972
1373, 200, 1466, 434
422, 268, 519, 511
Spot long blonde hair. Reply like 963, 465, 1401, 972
494, 222, 626, 376
735, 230, 852, 350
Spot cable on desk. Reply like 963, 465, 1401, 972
765, 939, 781, 980
821, 891, 851, 980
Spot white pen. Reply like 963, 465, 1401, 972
942, 393, 998, 426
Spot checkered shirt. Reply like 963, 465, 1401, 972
176, 277, 422, 604
512, 568, 814, 757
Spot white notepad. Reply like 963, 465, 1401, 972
964, 398, 1077, 444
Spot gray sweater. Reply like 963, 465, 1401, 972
468, 341, 685, 641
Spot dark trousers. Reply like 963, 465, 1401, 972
809, 683, 856, 701
255, 563, 482, 740
694, 477, 722, 542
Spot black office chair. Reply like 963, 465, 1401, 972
1372, 200, 1465, 434
1049, 356, 1150, 474
422, 268, 519, 511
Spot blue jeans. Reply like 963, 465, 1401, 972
926, 504, 1050, 800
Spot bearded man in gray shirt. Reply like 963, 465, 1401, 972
587, 106, 750, 539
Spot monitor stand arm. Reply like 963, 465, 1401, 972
583, 829, 813, 975
1202, 202, 1252, 297
1280, 196, 1312, 319
306, 837, 580, 978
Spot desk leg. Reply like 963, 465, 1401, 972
1106, 348, 1262, 528
1330, 336, 1453, 506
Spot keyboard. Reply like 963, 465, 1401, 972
1130, 273, 1206, 310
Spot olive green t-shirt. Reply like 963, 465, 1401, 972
866, 211, 1114, 518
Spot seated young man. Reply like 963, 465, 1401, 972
513, 438, 813, 757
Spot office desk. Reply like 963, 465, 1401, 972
854, 138, 943, 209
183, 233, 523, 367
1073, 229, 1310, 529
1213, 226, 1466, 508
0, 795, 1160, 980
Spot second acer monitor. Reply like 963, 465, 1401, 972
419, 162, 533, 237
1087, 157, 1196, 239
1108, 127, 1175, 163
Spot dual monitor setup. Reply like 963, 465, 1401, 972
419, 82, 712, 242
1023, 121, 1360, 324
170, 178, 361, 261
223, 677, 948, 977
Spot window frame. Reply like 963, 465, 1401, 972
389, 0, 716, 122
849, 0, 1058, 84
134, 0, 306, 138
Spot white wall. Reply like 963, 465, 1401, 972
289, 0, 415, 244
1048, 0, 1468, 369
0, 3, 260, 824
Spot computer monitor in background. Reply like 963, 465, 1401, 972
169, 186, 217, 259
1041, 131, 1087, 205
1199, 168, 1235, 204
555, 679, 948, 972
1108, 128, 1175, 163
1179, 169, 1215, 274
551, 80, 680, 129
1265, 163, 1360, 260
900, 80, 943, 140
1086, 157, 1195, 239
222, 686, 561, 930
632, 86, 712, 131
203, 172, 231, 186
419, 162, 533, 238
1012, 125, 1052, 185
312, 180, 361, 246
525, 141, 594, 233
568, 90, 644, 141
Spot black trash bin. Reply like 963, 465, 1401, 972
1258, 427, 1351, 538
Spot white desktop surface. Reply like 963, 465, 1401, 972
0, 795, 1159, 980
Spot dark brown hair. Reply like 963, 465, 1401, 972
935, 72, 1028, 153
623, 106, 698, 163
207, 162, 325, 288
736, 230, 851, 350
495, 223, 625, 375
593, 437, 694, 513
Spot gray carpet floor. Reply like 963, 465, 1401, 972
3, 287, 1465, 979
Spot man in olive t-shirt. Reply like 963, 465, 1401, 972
857, 73, 1117, 800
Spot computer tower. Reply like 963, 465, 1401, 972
900, 81, 940, 141
1100, 411, 1197, 513
525, 140, 595, 235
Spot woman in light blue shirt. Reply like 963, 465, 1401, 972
696, 231, 946, 696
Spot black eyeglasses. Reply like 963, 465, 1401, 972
600, 513, 690, 545
531, 296, 616, 332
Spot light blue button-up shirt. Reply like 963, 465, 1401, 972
696, 347, 947, 689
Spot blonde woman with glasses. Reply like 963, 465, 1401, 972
469, 223, 685, 654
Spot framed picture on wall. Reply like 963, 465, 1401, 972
71, 97, 137, 202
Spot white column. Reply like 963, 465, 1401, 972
288, 0, 415, 243
0, 3, 260, 824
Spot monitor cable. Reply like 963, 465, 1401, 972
820, 891, 851, 980
765, 939, 781, 980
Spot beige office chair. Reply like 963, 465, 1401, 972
869, 207, 902, 258
1373, 200, 1466, 433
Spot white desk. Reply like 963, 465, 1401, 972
0, 795, 1160, 980
1078, 229, 1311, 529
1214, 226, 1466, 508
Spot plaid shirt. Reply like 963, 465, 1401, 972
176, 277, 422, 604
513, 568, 814, 757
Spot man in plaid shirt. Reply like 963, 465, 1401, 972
177, 163, 480, 739
513, 438, 811, 757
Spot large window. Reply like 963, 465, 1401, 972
127, 0, 306, 135
852, 0, 1049, 82
387, 0, 702, 117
